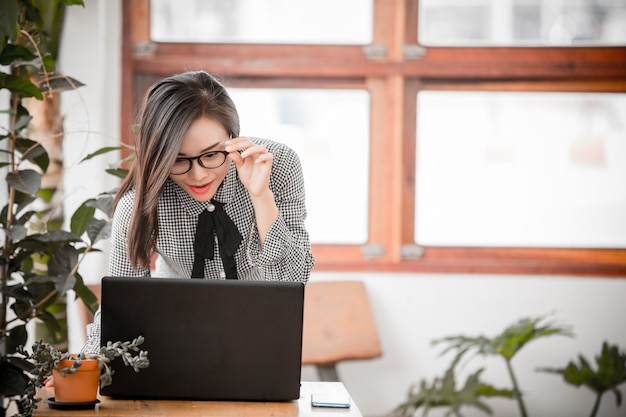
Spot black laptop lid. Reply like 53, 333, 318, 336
99, 277, 304, 401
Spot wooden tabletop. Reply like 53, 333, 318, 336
33, 381, 362, 417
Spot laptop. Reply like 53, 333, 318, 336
99, 276, 305, 401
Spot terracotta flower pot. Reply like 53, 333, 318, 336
52, 357, 101, 403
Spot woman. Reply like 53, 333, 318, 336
82, 70, 314, 353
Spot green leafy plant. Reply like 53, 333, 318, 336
1, 1, 127, 415
395, 355, 514, 417
539, 341, 626, 417
433, 316, 574, 417
13, 336, 149, 417
396, 315, 574, 417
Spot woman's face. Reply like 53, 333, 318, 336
169, 116, 231, 202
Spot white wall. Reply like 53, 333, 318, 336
59, 0, 121, 282
59, 2, 626, 417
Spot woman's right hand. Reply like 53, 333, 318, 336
226, 137, 273, 198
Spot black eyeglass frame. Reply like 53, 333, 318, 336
170, 150, 230, 175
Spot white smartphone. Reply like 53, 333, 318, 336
311, 393, 351, 408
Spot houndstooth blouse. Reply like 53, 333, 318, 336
82, 138, 314, 353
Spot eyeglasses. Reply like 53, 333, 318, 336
170, 150, 229, 175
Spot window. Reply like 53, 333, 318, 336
416, 91, 626, 249
229, 88, 370, 244
150, 0, 373, 44
419, 0, 626, 46
123, 0, 626, 276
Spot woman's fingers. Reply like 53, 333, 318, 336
226, 138, 268, 159
226, 137, 273, 196
225, 136, 248, 153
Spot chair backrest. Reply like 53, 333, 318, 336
301, 281, 382, 380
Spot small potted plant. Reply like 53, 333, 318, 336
15, 336, 149, 414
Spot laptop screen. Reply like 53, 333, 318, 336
99, 277, 305, 401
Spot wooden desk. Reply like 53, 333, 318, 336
34, 381, 362, 417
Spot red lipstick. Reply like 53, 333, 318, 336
189, 182, 211, 195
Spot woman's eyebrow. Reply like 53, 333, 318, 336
177, 141, 223, 157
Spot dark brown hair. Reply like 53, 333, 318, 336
116, 71, 240, 270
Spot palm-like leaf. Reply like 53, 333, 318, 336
430, 316, 573, 417
433, 316, 574, 364
395, 360, 514, 417
539, 341, 626, 415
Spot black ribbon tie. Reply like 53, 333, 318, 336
192, 202, 242, 279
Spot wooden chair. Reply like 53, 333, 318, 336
301, 281, 382, 381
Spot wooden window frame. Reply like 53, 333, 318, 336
122, 0, 626, 276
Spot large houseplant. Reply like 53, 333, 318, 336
1, 1, 125, 415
